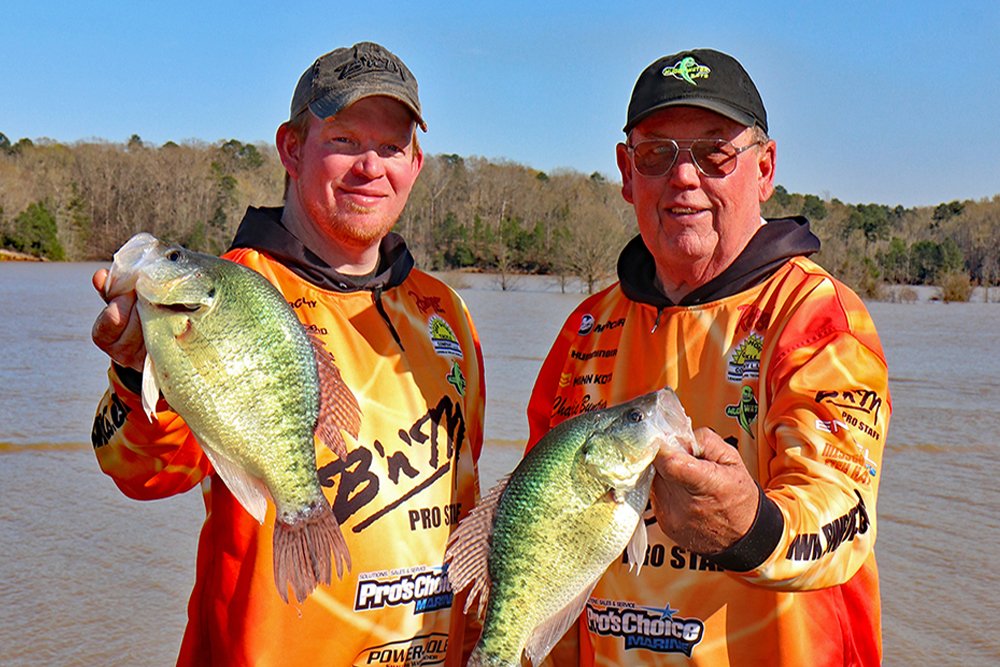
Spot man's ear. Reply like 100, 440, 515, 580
411, 139, 424, 177
276, 122, 302, 180
757, 139, 777, 203
616, 142, 634, 204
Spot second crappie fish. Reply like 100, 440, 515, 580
104, 232, 361, 603
445, 388, 698, 667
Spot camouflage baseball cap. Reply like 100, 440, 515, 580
289, 41, 426, 131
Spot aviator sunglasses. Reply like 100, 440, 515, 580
626, 138, 763, 178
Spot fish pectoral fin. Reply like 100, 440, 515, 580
444, 474, 511, 619
310, 333, 362, 459
199, 444, 270, 524
626, 516, 649, 575
140, 354, 160, 421
524, 579, 599, 666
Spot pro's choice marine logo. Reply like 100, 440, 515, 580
726, 333, 762, 382
586, 598, 705, 657
354, 565, 453, 614
428, 315, 463, 358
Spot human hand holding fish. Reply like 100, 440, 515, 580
91, 268, 147, 373
651, 426, 760, 556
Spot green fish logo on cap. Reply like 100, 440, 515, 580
661, 56, 711, 86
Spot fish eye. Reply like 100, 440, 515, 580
167, 250, 181, 262
626, 409, 643, 423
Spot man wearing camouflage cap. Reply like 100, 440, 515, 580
91, 42, 485, 665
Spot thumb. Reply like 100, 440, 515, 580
93, 269, 109, 300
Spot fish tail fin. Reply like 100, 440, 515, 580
272, 503, 352, 603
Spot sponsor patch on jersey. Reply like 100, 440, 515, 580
814, 388, 884, 440
586, 598, 705, 657
785, 490, 870, 562
725, 385, 758, 437
356, 632, 449, 666
578, 314, 626, 336
445, 360, 466, 397
428, 315, 463, 358
571, 348, 618, 361
726, 333, 762, 382
354, 565, 454, 615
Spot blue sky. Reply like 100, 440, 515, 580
3, 1, 998, 208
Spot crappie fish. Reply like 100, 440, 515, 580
445, 388, 697, 667
104, 232, 361, 603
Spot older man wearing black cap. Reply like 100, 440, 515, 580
525, 49, 889, 666
90, 42, 485, 666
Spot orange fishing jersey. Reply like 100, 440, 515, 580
92, 208, 485, 666
527, 219, 889, 666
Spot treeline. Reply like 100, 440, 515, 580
2, 132, 999, 298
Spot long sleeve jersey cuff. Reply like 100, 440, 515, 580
112, 362, 144, 395
708, 485, 784, 572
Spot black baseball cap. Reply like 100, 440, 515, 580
289, 41, 427, 131
624, 49, 767, 134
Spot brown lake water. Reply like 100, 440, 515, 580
1, 262, 998, 666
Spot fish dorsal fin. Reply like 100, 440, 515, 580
310, 334, 361, 460
626, 516, 648, 575
199, 443, 270, 524
524, 579, 597, 667
140, 354, 160, 422
444, 474, 511, 619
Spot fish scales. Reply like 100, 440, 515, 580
141, 261, 320, 504
105, 233, 361, 603
446, 389, 696, 666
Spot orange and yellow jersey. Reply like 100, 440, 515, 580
527, 219, 890, 666
91, 207, 485, 666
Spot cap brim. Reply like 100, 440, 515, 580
309, 92, 427, 132
624, 98, 756, 134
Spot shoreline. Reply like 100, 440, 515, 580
0, 249, 47, 261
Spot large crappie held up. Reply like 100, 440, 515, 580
445, 388, 698, 666
105, 232, 361, 603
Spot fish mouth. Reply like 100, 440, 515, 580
136, 272, 215, 312
653, 388, 700, 456
152, 302, 203, 313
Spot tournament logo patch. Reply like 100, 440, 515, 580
428, 315, 463, 358
726, 333, 762, 382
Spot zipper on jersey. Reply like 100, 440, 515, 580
372, 286, 405, 351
